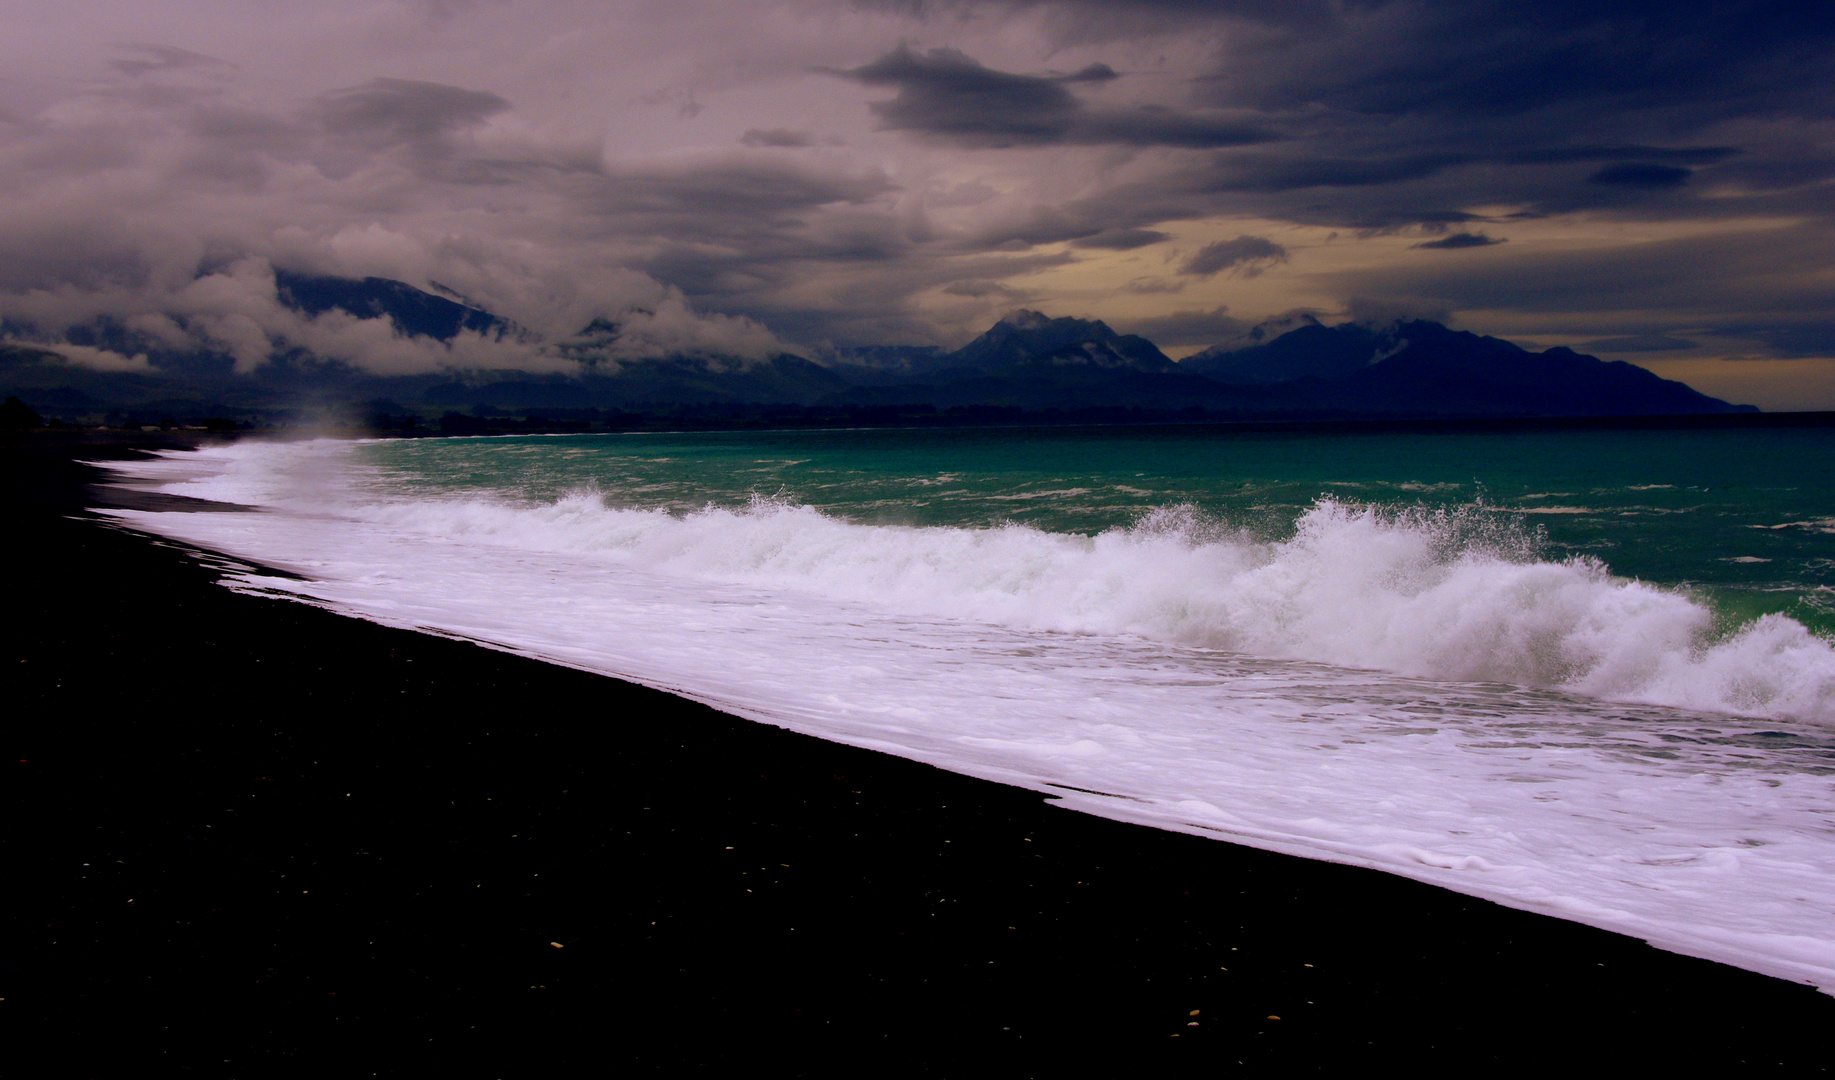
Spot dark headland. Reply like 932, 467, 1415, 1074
7, 428, 1832, 1076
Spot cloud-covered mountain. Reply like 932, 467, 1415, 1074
0, 274, 844, 420
274, 272, 532, 345
0, 277, 1756, 424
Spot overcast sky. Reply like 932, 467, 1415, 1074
2, 0, 1832, 406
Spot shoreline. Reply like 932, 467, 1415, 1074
7, 429, 1833, 1073
14, 405, 1832, 445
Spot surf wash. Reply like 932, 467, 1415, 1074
95, 431, 1835, 992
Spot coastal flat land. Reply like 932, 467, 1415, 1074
6, 431, 1832, 1075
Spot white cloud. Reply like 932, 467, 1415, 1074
48, 343, 154, 372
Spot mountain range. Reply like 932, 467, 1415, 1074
0, 273, 1755, 426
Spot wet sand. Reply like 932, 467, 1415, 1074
6, 430, 1831, 1075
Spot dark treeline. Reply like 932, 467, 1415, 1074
11, 392, 1831, 440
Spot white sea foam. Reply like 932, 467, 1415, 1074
411, 495, 1824, 721
127, 440, 1835, 724
96, 438, 1835, 992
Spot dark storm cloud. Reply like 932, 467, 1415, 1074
842, 45, 1077, 145
1332, 233, 1708, 313
316, 78, 511, 148
967, 204, 1150, 250
1412, 210, 1489, 223
1709, 324, 1835, 359
190, 105, 305, 149
1587, 163, 1692, 188
719, 243, 1080, 348
1181, 236, 1287, 277
1200, 152, 1470, 195
643, 246, 800, 298
858, 0, 1335, 26
0, 65, 903, 367
1122, 277, 1183, 295
1074, 107, 1276, 150
5, 0, 1834, 383
557, 155, 909, 314
1328, 226, 1835, 360
595, 159, 895, 224
1502, 145, 1738, 166
941, 278, 1032, 299
1070, 228, 1168, 250
0, 213, 159, 292
1342, 296, 1454, 327
1056, 62, 1117, 83
924, 0, 1808, 250
1413, 233, 1505, 250
741, 128, 817, 148
1114, 305, 1245, 348
913, 0, 1828, 269
109, 44, 237, 78
1201, 1, 1835, 121
1579, 334, 1699, 353
838, 45, 1277, 148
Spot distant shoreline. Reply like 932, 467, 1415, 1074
13, 404, 1831, 444
402, 404, 1835, 439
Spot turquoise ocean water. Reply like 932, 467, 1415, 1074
361, 423, 1835, 636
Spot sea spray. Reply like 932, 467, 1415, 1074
313, 486, 1835, 723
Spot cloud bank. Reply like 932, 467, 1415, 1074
0, 0, 1829, 401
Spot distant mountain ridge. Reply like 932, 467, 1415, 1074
0, 275, 1757, 424
1182, 318, 1386, 384
833, 308, 1749, 418
1180, 318, 1747, 416
947, 310, 1177, 375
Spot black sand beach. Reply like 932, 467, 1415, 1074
7, 431, 1833, 1076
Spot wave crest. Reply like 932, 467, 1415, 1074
343, 489, 1835, 722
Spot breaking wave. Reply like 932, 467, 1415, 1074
339, 487, 1835, 723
